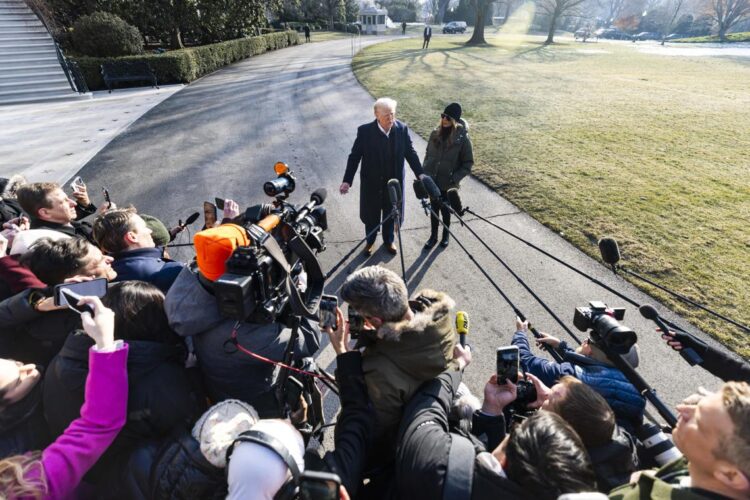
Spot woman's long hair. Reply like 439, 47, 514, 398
103, 281, 178, 344
432, 117, 458, 148
0, 452, 47, 499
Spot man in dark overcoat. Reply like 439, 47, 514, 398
340, 97, 424, 256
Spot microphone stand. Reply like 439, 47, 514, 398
390, 196, 407, 281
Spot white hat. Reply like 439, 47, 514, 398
10, 229, 70, 256
191, 399, 259, 468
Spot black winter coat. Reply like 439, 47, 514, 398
422, 120, 474, 191
343, 120, 423, 227
42, 332, 197, 489
589, 426, 639, 492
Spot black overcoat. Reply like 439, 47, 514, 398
343, 120, 423, 227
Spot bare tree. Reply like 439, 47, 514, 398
538, 0, 588, 43
599, 0, 627, 23
708, 0, 750, 40
659, 0, 686, 43
466, 0, 495, 44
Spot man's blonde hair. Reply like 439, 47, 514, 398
717, 381, 750, 478
374, 97, 397, 114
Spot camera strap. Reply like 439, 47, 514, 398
443, 433, 474, 500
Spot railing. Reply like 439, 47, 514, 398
22, 0, 89, 94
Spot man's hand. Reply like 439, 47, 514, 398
535, 331, 561, 349
524, 372, 551, 409
79, 296, 116, 351
96, 201, 116, 214
3, 216, 29, 232
515, 316, 528, 333
481, 374, 517, 415
71, 183, 91, 207
223, 199, 240, 220
339, 182, 350, 195
453, 343, 472, 370
326, 307, 350, 355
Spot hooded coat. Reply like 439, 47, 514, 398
164, 266, 322, 417
343, 119, 424, 227
422, 119, 474, 191
361, 289, 459, 435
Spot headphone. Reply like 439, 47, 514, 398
225, 429, 301, 500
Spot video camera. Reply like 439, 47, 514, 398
573, 301, 636, 354
212, 162, 328, 323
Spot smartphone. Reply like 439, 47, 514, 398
59, 288, 95, 316
101, 187, 111, 206
496, 346, 519, 384
298, 470, 341, 500
347, 306, 365, 340
215, 197, 225, 211
70, 176, 85, 191
319, 294, 338, 329
54, 278, 108, 307
285, 376, 304, 412
203, 201, 217, 229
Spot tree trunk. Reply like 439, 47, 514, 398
502, 0, 512, 24
545, 11, 559, 44
466, 2, 489, 45
718, 25, 727, 41
436, 0, 450, 24
170, 27, 184, 49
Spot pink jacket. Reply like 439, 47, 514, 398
25, 344, 129, 499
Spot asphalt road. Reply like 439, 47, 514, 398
77, 37, 727, 426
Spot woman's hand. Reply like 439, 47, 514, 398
79, 296, 116, 351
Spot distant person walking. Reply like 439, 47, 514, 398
422, 103, 473, 248
304, 24, 311, 43
423, 25, 432, 48
402, 21, 407, 35
341, 98, 424, 256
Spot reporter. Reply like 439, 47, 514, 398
661, 329, 750, 383
0, 297, 128, 499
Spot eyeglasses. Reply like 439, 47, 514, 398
440, 113, 451, 120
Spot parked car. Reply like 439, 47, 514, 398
596, 28, 632, 40
634, 31, 661, 41
443, 21, 467, 34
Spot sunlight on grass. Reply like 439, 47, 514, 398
353, 35, 750, 356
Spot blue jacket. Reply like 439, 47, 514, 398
112, 247, 184, 293
512, 331, 645, 432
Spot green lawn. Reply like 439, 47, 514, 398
675, 31, 750, 42
306, 30, 358, 43
353, 34, 750, 357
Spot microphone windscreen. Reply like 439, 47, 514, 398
455, 311, 469, 335
598, 237, 621, 265
639, 304, 659, 321
447, 189, 462, 213
185, 212, 200, 225
311, 188, 327, 205
421, 176, 442, 200
387, 178, 401, 205
413, 179, 428, 200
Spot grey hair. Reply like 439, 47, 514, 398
340, 265, 408, 322
373, 97, 397, 114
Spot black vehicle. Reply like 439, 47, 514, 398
443, 21, 467, 34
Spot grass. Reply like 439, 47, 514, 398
352, 33, 750, 357
674, 31, 750, 43
306, 30, 358, 43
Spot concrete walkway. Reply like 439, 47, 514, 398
68, 37, 732, 416
0, 85, 183, 182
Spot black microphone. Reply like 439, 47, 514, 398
639, 304, 704, 366
295, 188, 327, 223
598, 237, 621, 267
421, 175, 442, 201
413, 179, 428, 200
446, 188, 462, 214
169, 212, 201, 241
184, 212, 200, 226
387, 178, 401, 206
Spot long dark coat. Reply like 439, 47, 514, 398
343, 120, 423, 227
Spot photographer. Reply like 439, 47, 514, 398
661, 329, 750, 383
339, 265, 459, 462
92, 207, 184, 293
395, 366, 597, 499
0, 237, 117, 365
512, 319, 645, 432
165, 224, 322, 416
610, 381, 750, 500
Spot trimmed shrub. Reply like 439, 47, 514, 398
72, 11, 143, 57
73, 30, 299, 90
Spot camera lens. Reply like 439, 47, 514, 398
263, 176, 296, 197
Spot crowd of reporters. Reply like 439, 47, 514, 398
0, 174, 748, 499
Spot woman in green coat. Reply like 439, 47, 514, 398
422, 102, 474, 248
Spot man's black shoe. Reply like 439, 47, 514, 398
440, 234, 449, 248
424, 236, 438, 249
363, 242, 375, 256
385, 243, 398, 255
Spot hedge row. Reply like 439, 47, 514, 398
72, 30, 299, 91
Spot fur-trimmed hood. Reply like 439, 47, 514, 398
0, 174, 26, 200
377, 289, 455, 342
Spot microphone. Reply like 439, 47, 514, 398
456, 311, 469, 347
387, 178, 401, 206
413, 179, 428, 200
295, 188, 327, 223
169, 212, 201, 241
639, 304, 704, 366
598, 237, 621, 267
184, 212, 200, 226
446, 188, 462, 214
421, 175, 442, 201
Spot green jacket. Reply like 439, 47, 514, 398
422, 119, 474, 191
362, 289, 459, 433
609, 458, 731, 499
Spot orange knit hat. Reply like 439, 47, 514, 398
194, 224, 250, 281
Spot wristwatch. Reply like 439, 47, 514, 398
28, 290, 46, 311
